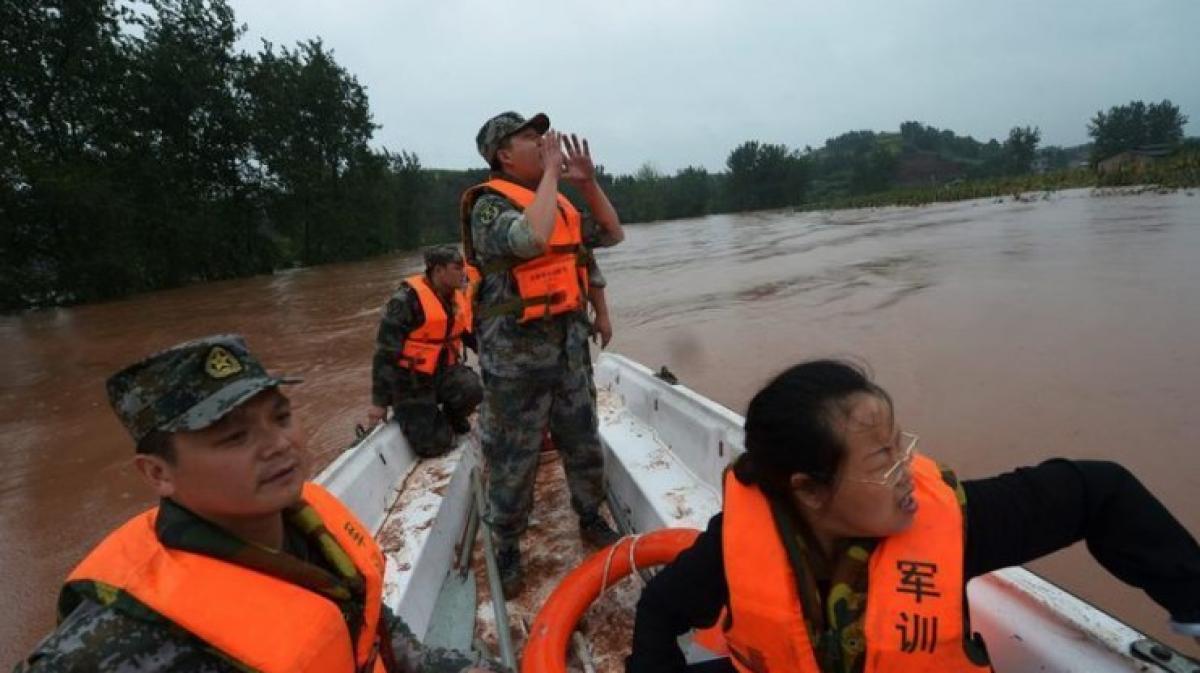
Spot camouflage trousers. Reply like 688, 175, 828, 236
480, 364, 605, 544
392, 364, 483, 458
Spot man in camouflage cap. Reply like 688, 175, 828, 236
459, 111, 625, 598
475, 111, 550, 172
15, 335, 499, 673
367, 245, 482, 457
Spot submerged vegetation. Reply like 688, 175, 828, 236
2, 1, 1196, 312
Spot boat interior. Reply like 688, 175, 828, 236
318, 353, 1181, 673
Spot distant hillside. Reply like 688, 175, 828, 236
805, 122, 1092, 200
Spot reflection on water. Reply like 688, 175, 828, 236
2, 188, 1199, 660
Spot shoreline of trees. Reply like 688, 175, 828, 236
3, 1, 1196, 313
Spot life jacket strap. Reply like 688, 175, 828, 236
477, 292, 576, 320
477, 245, 587, 277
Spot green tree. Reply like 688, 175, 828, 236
900, 122, 941, 152
388, 151, 425, 248
243, 38, 377, 264
1, 0, 143, 308
610, 163, 666, 223
123, 0, 263, 286
1002, 126, 1041, 175
1088, 99, 1187, 163
848, 145, 898, 194
1037, 145, 1073, 172
664, 166, 712, 219
1145, 100, 1188, 146
726, 141, 809, 211
2, 0, 447, 312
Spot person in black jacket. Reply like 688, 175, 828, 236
627, 359, 1200, 673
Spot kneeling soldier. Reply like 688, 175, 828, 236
368, 246, 483, 457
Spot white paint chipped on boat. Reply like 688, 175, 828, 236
317, 353, 1181, 672
374, 448, 462, 568
316, 422, 414, 534
596, 379, 724, 535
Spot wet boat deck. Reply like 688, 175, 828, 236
472, 451, 641, 673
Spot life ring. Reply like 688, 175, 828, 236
520, 527, 702, 673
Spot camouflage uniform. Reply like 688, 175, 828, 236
465, 114, 621, 547
13, 335, 501, 673
372, 276, 482, 457
14, 498, 496, 673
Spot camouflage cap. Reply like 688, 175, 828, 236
105, 334, 301, 444
476, 111, 550, 165
423, 244, 463, 269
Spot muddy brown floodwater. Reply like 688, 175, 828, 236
3, 187, 1198, 664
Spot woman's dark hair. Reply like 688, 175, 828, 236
733, 359, 890, 501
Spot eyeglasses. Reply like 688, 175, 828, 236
847, 431, 919, 486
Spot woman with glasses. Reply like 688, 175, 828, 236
625, 359, 1200, 673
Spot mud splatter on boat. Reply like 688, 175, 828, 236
472, 451, 640, 672
377, 451, 458, 560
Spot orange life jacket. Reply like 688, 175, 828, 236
460, 178, 589, 322
397, 274, 472, 376
66, 483, 388, 673
721, 456, 989, 673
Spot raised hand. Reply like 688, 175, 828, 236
540, 129, 564, 177
561, 133, 596, 186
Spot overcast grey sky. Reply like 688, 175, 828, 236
229, 0, 1199, 175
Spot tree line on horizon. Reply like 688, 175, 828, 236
1, 0, 1193, 312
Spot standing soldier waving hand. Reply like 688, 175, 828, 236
460, 111, 625, 599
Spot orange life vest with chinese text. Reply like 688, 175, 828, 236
721, 456, 989, 673
66, 483, 388, 673
460, 178, 589, 322
396, 274, 471, 376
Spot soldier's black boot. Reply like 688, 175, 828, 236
495, 539, 523, 599
579, 513, 621, 548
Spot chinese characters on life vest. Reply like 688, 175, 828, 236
895, 560, 940, 654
